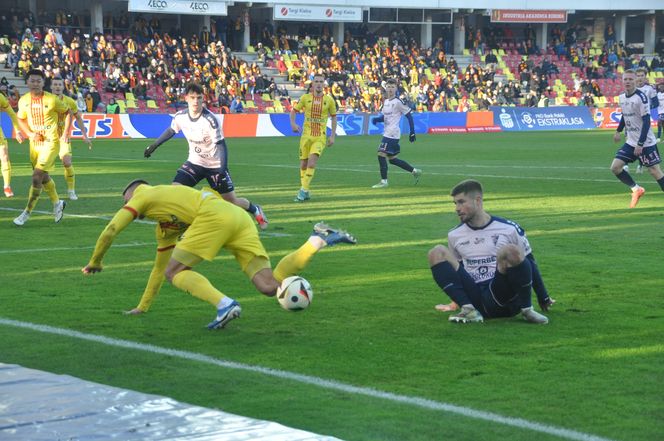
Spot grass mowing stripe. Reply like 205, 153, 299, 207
0, 208, 292, 237
0, 242, 152, 254
0, 317, 618, 441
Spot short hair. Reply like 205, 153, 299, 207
51, 76, 64, 83
122, 179, 149, 196
312, 73, 325, 80
451, 179, 483, 197
635, 67, 647, 75
623, 69, 636, 76
184, 82, 203, 95
385, 78, 398, 86
25, 69, 45, 80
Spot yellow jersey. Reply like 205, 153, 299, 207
57, 94, 79, 136
294, 93, 336, 138
17, 91, 70, 143
0, 93, 19, 135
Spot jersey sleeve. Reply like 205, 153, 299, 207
66, 96, 79, 114
87, 208, 137, 267
294, 95, 308, 112
170, 114, 182, 133
326, 95, 337, 116
638, 92, 650, 117
397, 99, 412, 115
16, 96, 27, 119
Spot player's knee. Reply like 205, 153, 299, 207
497, 244, 524, 267
428, 245, 451, 266
255, 279, 279, 297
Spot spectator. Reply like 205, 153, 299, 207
230, 95, 243, 113
106, 97, 120, 114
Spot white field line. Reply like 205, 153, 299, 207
0, 242, 151, 254
0, 207, 291, 238
0, 317, 617, 441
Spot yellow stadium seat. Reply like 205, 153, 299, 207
147, 100, 158, 109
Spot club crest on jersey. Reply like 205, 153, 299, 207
491, 234, 500, 245
474, 237, 485, 244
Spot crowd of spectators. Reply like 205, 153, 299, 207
1, 7, 662, 114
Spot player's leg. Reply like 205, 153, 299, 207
657, 115, 663, 141
299, 137, 325, 198
642, 146, 664, 192
0, 138, 13, 197
167, 211, 241, 329
208, 169, 268, 230
271, 222, 357, 284
494, 244, 548, 324
610, 146, 644, 208
372, 139, 389, 188
428, 245, 483, 322
295, 137, 310, 201
173, 161, 203, 187
59, 139, 77, 199
385, 138, 422, 184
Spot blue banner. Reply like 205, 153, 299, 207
491, 106, 596, 131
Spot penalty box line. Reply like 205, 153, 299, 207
0, 317, 617, 441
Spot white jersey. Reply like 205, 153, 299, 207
619, 90, 657, 147
381, 97, 411, 139
638, 84, 657, 107
658, 91, 664, 115
170, 108, 225, 168
448, 216, 532, 284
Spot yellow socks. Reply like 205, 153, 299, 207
273, 241, 318, 282
42, 179, 59, 203
171, 270, 224, 306
1, 158, 10, 188
301, 167, 316, 191
64, 165, 75, 191
26, 185, 42, 213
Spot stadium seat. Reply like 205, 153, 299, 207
125, 92, 136, 101
147, 100, 158, 109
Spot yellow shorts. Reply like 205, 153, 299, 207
59, 140, 72, 158
299, 135, 327, 160
173, 198, 271, 279
30, 141, 59, 172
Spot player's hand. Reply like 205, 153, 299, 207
613, 132, 621, 143
123, 308, 145, 315
327, 134, 335, 146
30, 132, 44, 142
15, 131, 24, 143
144, 144, 156, 158
60, 134, 70, 144
538, 297, 556, 312
371, 117, 381, 125
291, 124, 301, 133
84, 138, 93, 150
82, 265, 103, 274
409, 132, 416, 143
635, 146, 644, 156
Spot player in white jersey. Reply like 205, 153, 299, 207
656, 83, 664, 142
634, 68, 659, 173
370, 78, 421, 188
427, 179, 553, 324
144, 83, 268, 229
611, 70, 664, 208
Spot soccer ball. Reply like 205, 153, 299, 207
277, 276, 313, 311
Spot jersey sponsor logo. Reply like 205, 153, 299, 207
466, 256, 497, 265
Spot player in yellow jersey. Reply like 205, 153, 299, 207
51, 77, 92, 201
289, 73, 337, 202
82, 180, 356, 329
0, 92, 25, 197
13, 69, 71, 226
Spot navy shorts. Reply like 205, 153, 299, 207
377, 137, 401, 156
173, 161, 235, 194
456, 266, 523, 319
615, 143, 662, 167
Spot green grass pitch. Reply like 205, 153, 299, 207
0, 131, 662, 441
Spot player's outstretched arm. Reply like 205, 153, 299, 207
406, 112, 416, 142
130, 235, 177, 314
371, 114, 384, 125
144, 127, 176, 157
82, 209, 135, 275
